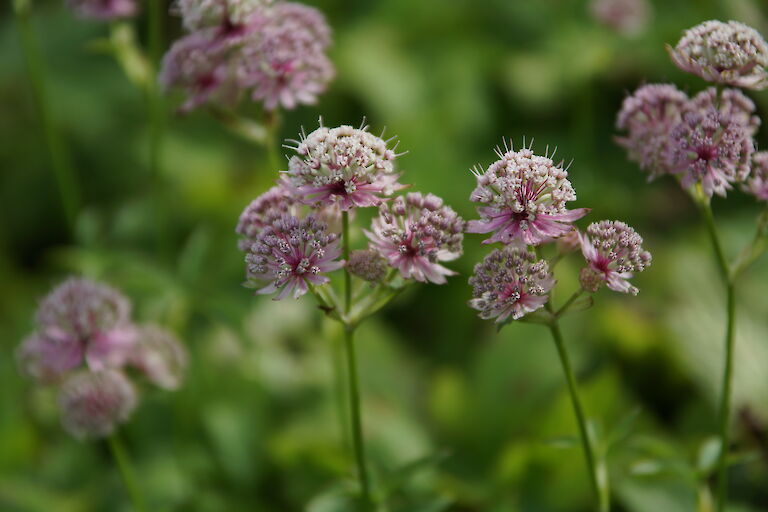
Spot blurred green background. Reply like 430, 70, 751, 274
2, 0, 768, 510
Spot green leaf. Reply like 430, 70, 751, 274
695, 437, 721, 477
541, 435, 579, 449
381, 450, 451, 497
606, 407, 642, 450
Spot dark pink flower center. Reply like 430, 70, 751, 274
695, 145, 718, 161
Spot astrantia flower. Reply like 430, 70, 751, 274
284, 124, 404, 210
365, 193, 465, 284
175, 0, 270, 32
19, 278, 136, 381
589, 0, 651, 37
468, 248, 555, 323
242, 2, 334, 111
129, 326, 187, 391
159, 30, 244, 113
59, 370, 137, 439
668, 20, 768, 90
578, 220, 651, 295
244, 214, 344, 299
347, 250, 388, 283
744, 151, 768, 200
467, 144, 589, 247
669, 107, 754, 198
615, 84, 689, 179
236, 185, 299, 250
66, 0, 137, 20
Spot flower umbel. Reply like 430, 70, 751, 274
18, 278, 136, 381
284, 123, 404, 210
589, 0, 651, 37
467, 142, 589, 247
347, 250, 389, 283
468, 248, 554, 323
128, 326, 188, 391
244, 214, 344, 299
58, 369, 137, 440
175, 0, 270, 32
366, 192, 465, 284
66, 0, 137, 20
615, 84, 689, 179
668, 20, 768, 90
744, 151, 768, 201
578, 220, 652, 295
236, 185, 299, 250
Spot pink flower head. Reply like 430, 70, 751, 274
365, 192, 465, 284
66, 0, 137, 20
467, 142, 589, 247
159, 30, 245, 113
244, 214, 344, 299
346, 249, 389, 283
615, 84, 689, 179
589, 0, 651, 37
58, 370, 137, 440
468, 248, 555, 323
128, 325, 188, 391
690, 87, 761, 137
578, 220, 651, 295
236, 185, 299, 250
668, 20, 768, 90
18, 278, 136, 382
744, 151, 768, 201
284, 123, 405, 210
669, 106, 754, 198
242, 2, 334, 111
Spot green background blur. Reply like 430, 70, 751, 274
2, 0, 768, 510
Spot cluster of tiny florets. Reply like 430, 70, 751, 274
236, 185, 299, 250
347, 250, 389, 283
17, 278, 187, 439
284, 123, 404, 210
615, 84, 689, 179
161, 1, 333, 112
245, 214, 343, 299
467, 144, 589, 246
690, 87, 761, 136
365, 192, 465, 284
468, 248, 555, 323
65, 0, 137, 20
668, 20, 768, 90
669, 107, 753, 198
744, 151, 768, 201
579, 221, 652, 295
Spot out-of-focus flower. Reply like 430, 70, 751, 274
365, 193, 465, 284
284, 123, 404, 210
616, 84, 689, 179
467, 143, 589, 247
556, 228, 581, 254
744, 151, 768, 200
244, 214, 344, 299
242, 2, 334, 111
175, 0, 270, 32
18, 278, 136, 381
668, 20, 768, 90
578, 220, 651, 295
589, 0, 651, 37
66, 0, 137, 20
129, 326, 188, 390
468, 248, 554, 323
347, 250, 388, 283
690, 87, 761, 136
669, 106, 754, 198
58, 370, 137, 440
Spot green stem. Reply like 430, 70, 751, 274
14, 0, 80, 232
107, 434, 146, 512
698, 201, 737, 512
342, 211, 352, 313
546, 316, 608, 511
343, 325, 372, 508
555, 289, 585, 317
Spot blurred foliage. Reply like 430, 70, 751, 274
2, 0, 768, 510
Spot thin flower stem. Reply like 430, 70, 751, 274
14, 0, 80, 232
555, 289, 585, 317
342, 211, 352, 313
343, 324, 372, 508
697, 201, 737, 512
107, 434, 146, 512
545, 311, 608, 511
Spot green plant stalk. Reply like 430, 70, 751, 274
698, 202, 737, 512
545, 312, 608, 511
342, 212, 352, 312
14, 0, 80, 232
107, 434, 146, 512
